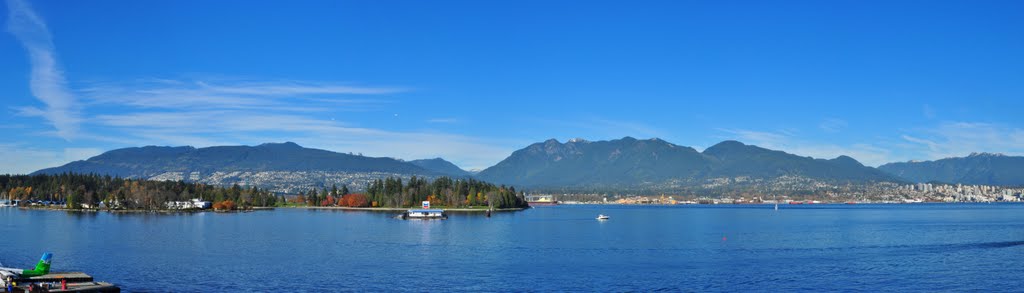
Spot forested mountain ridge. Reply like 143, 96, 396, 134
477, 137, 903, 190
33, 142, 434, 177
409, 158, 472, 177
31, 142, 444, 193
879, 153, 1024, 185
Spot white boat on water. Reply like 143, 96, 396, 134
401, 209, 448, 220
596, 214, 609, 220
0, 200, 17, 208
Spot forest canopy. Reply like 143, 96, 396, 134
1, 173, 528, 210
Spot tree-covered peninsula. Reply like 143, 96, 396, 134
293, 176, 529, 209
1, 173, 279, 210
1, 173, 529, 210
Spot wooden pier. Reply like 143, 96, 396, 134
21, 272, 94, 283
9, 272, 120, 292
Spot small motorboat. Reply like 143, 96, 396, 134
596, 214, 609, 220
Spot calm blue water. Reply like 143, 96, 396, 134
2, 204, 1024, 292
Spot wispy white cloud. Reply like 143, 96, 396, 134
302, 132, 519, 171
718, 121, 1024, 167
0, 124, 28, 129
6, 0, 81, 140
589, 118, 667, 139
900, 134, 939, 154
81, 79, 396, 112
0, 144, 101, 174
63, 148, 103, 162
717, 128, 788, 145
922, 104, 936, 119
819, 118, 848, 133
194, 80, 403, 95
716, 128, 895, 166
88, 108, 515, 170
73, 78, 514, 170
526, 117, 668, 141
427, 118, 458, 124
900, 122, 1024, 160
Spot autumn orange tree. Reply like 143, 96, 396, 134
342, 193, 369, 207
212, 200, 236, 211
321, 195, 336, 206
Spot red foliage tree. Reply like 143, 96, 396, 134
285, 195, 306, 205
344, 193, 369, 207
213, 200, 236, 211
321, 195, 336, 207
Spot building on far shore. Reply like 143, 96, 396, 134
165, 198, 212, 210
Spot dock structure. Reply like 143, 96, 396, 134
21, 272, 94, 283
46, 281, 119, 292
9, 272, 120, 292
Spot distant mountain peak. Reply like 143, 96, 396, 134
711, 140, 746, 147
968, 152, 1005, 157
703, 140, 755, 157
567, 138, 589, 143
646, 137, 676, 147
409, 158, 470, 177
831, 155, 864, 167
258, 142, 302, 148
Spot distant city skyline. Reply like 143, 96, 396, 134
3, 0, 1023, 174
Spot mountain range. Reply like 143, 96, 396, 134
31, 138, 1024, 192
475, 137, 899, 188
34, 142, 441, 177
879, 153, 1024, 186
32, 142, 467, 193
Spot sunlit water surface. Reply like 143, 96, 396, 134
3, 204, 1023, 291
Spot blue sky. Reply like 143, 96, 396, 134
2, 0, 1023, 174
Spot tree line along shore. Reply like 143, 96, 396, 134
1, 173, 529, 211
